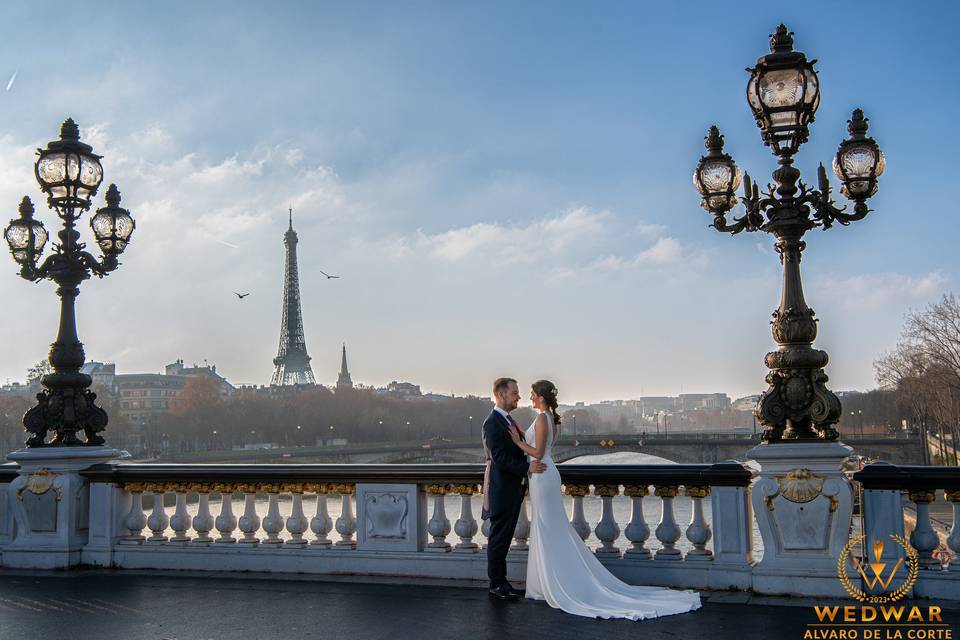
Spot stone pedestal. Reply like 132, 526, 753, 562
747, 440, 854, 597
3, 446, 127, 569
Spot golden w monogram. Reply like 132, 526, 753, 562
852, 539, 904, 590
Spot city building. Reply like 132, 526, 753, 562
732, 394, 761, 412
76, 359, 236, 427
678, 393, 731, 411
379, 381, 422, 400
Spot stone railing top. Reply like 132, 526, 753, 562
0, 463, 16, 483
853, 461, 960, 490
78, 461, 754, 487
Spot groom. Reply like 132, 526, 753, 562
482, 377, 547, 601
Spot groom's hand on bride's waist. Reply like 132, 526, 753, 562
528, 460, 547, 474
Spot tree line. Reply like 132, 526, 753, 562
875, 293, 960, 465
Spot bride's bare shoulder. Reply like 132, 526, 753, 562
534, 412, 549, 430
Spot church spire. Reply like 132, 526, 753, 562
337, 343, 353, 390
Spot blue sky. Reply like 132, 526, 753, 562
0, 2, 954, 402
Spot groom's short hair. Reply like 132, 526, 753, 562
493, 377, 517, 396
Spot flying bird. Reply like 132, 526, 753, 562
5, 71, 16, 92
234, 292, 250, 299
319, 270, 340, 279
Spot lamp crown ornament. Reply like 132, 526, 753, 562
770, 24, 794, 52
59, 117, 80, 142
704, 125, 724, 153
105, 183, 121, 206
4, 118, 135, 447
19, 195, 34, 217
770, 22, 793, 53
847, 108, 868, 137
693, 26, 884, 443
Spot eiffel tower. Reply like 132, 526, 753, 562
271, 209, 316, 386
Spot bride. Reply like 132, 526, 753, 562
507, 379, 702, 621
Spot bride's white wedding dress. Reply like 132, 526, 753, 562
524, 411, 702, 620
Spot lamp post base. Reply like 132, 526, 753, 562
3, 446, 128, 569
747, 440, 854, 597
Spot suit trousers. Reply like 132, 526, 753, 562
486, 480, 525, 588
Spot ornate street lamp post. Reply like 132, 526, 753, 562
693, 25, 884, 443
4, 118, 135, 447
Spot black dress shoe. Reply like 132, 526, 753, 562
504, 583, 525, 597
488, 584, 521, 601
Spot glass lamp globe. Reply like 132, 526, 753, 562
4, 196, 47, 266
693, 126, 742, 214
34, 118, 104, 213
746, 25, 820, 156
833, 109, 884, 200
90, 184, 135, 255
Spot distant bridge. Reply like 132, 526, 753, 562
164, 432, 926, 465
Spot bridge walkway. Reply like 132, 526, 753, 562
4, 571, 957, 639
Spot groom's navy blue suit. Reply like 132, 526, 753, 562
483, 409, 528, 589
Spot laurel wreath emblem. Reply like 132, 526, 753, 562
837, 533, 919, 603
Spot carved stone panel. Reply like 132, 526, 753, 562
356, 483, 424, 552
770, 493, 831, 550
22, 491, 58, 532
364, 492, 408, 539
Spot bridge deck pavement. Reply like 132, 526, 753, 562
1, 570, 958, 640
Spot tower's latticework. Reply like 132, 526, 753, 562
271, 209, 316, 386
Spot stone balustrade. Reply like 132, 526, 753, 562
5, 456, 959, 601
1, 460, 754, 590
853, 461, 960, 601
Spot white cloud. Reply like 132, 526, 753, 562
186, 154, 266, 185
416, 206, 610, 263
634, 221, 667, 236
817, 271, 948, 311
585, 237, 695, 272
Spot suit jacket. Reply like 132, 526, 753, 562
481, 409, 528, 519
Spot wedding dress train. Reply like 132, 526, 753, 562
523, 411, 702, 620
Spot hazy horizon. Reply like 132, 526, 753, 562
1, 2, 955, 404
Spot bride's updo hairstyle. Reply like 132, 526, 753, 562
531, 379, 562, 428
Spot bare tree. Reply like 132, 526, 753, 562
26, 360, 53, 384
876, 294, 960, 465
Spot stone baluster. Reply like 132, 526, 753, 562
684, 485, 713, 560
426, 484, 452, 552
945, 489, 960, 571
623, 484, 651, 558
333, 484, 357, 548
511, 496, 530, 551
481, 517, 491, 543
261, 484, 285, 545
169, 485, 192, 543
146, 489, 169, 543
908, 490, 941, 568
310, 485, 333, 547
593, 484, 621, 557
120, 485, 148, 544
564, 484, 591, 541
654, 485, 682, 560
192, 485, 215, 544
452, 484, 479, 553
214, 484, 237, 543
238, 485, 261, 544
285, 484, 309, 547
